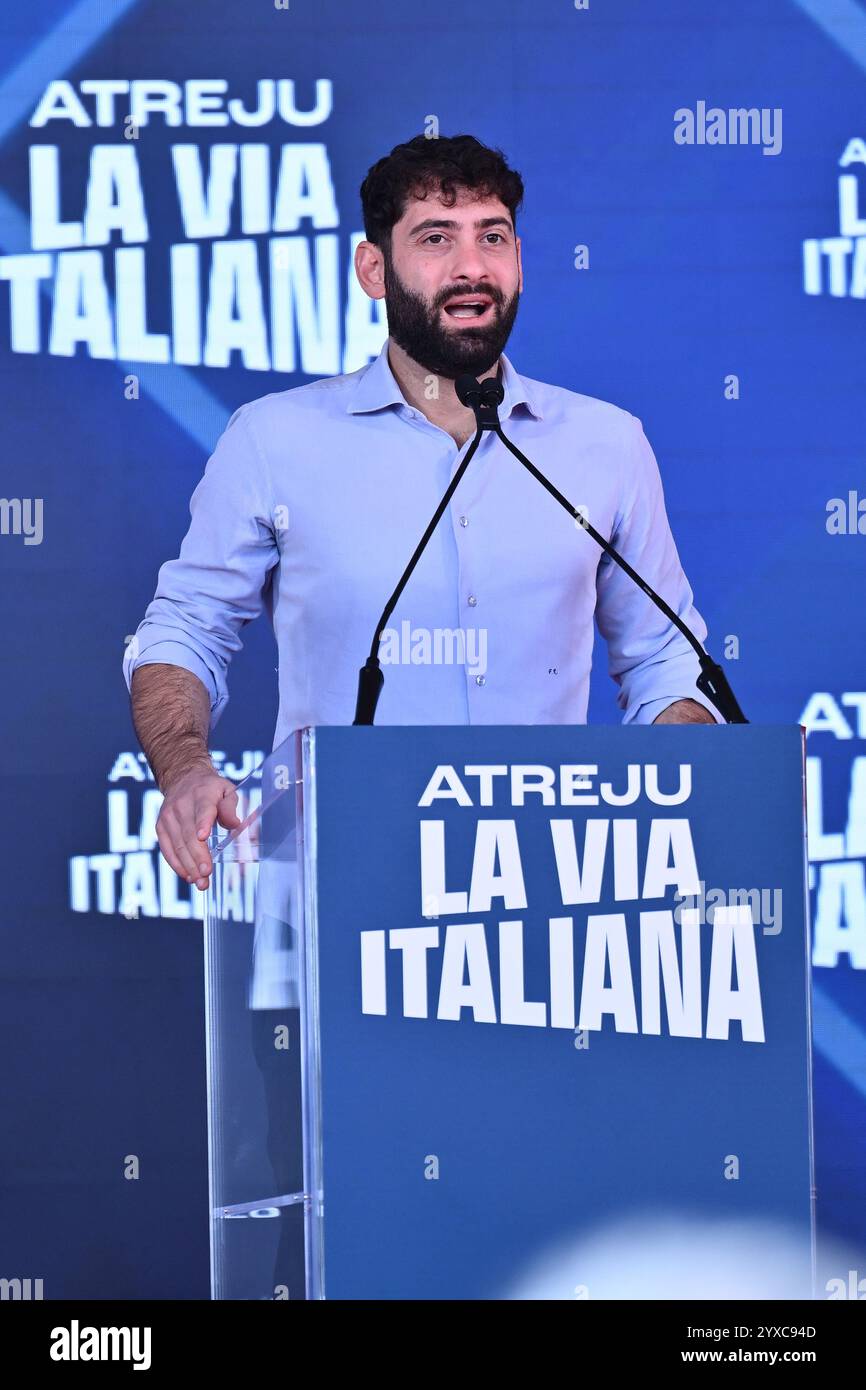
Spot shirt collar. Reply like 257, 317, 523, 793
347, 338, 544, 421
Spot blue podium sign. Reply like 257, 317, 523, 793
297, 724, 814, 1300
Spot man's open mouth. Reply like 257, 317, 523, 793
442, 296, 495, 320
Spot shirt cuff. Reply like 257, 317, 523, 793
123, 638, 227, 726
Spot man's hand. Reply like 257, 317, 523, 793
129, 663, 241, 891
653, 698, 717, 725
156, 764, 242, 891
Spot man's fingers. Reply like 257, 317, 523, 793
155, 776, 241, 892
160, 808, 209, 887
216, 786, 241, 830
192, 796, 220, 877
175, 803, 214, 882
157, 817, 202, 886
156, 821, 186, 881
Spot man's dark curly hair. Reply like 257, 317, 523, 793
360, 134, 524, 255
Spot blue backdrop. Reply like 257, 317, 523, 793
0, 0, 864, 1298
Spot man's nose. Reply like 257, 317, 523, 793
445, 241, 491, 286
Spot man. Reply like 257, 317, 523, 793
124, 133, 720, 893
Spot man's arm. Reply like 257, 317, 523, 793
652, 697, 716, 725
595, 414, 723, 726
130, 663, 241, 890
124, 402, 279, 887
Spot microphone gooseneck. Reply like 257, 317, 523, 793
353, 391, 488, 725
460, 374, 748, 725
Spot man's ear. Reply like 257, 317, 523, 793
355, 239, 386, 300
516, 234, 524, 295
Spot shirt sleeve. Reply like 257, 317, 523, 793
122, 403, 279, 731
595, 414, 723, 726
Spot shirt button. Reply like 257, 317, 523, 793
475, 674, 486, 686
459, 515, 469, 527
467, 594, 478, 607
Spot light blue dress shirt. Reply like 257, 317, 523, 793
123, 339, 722, 747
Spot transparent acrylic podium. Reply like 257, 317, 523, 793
204, 731, 318, 1301
204, 722, 814, 1301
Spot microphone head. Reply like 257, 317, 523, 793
480, 375, 505, 406
455, 373, 482, 408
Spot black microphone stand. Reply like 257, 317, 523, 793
353, 377, 499, 724
469, 376, 747, 724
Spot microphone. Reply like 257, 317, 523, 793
353, 386, 488, 726
458, 374, 747, 725
455, 371, 504, 426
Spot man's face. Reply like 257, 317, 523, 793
379, 187, 522, 378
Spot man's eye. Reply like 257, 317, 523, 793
423, 234, 446, 245
484, 233, 504, 244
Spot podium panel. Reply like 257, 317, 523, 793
206, 724, 814, 1300
204, 752, 305, 1299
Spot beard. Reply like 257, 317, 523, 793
382, 254, 520, 379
